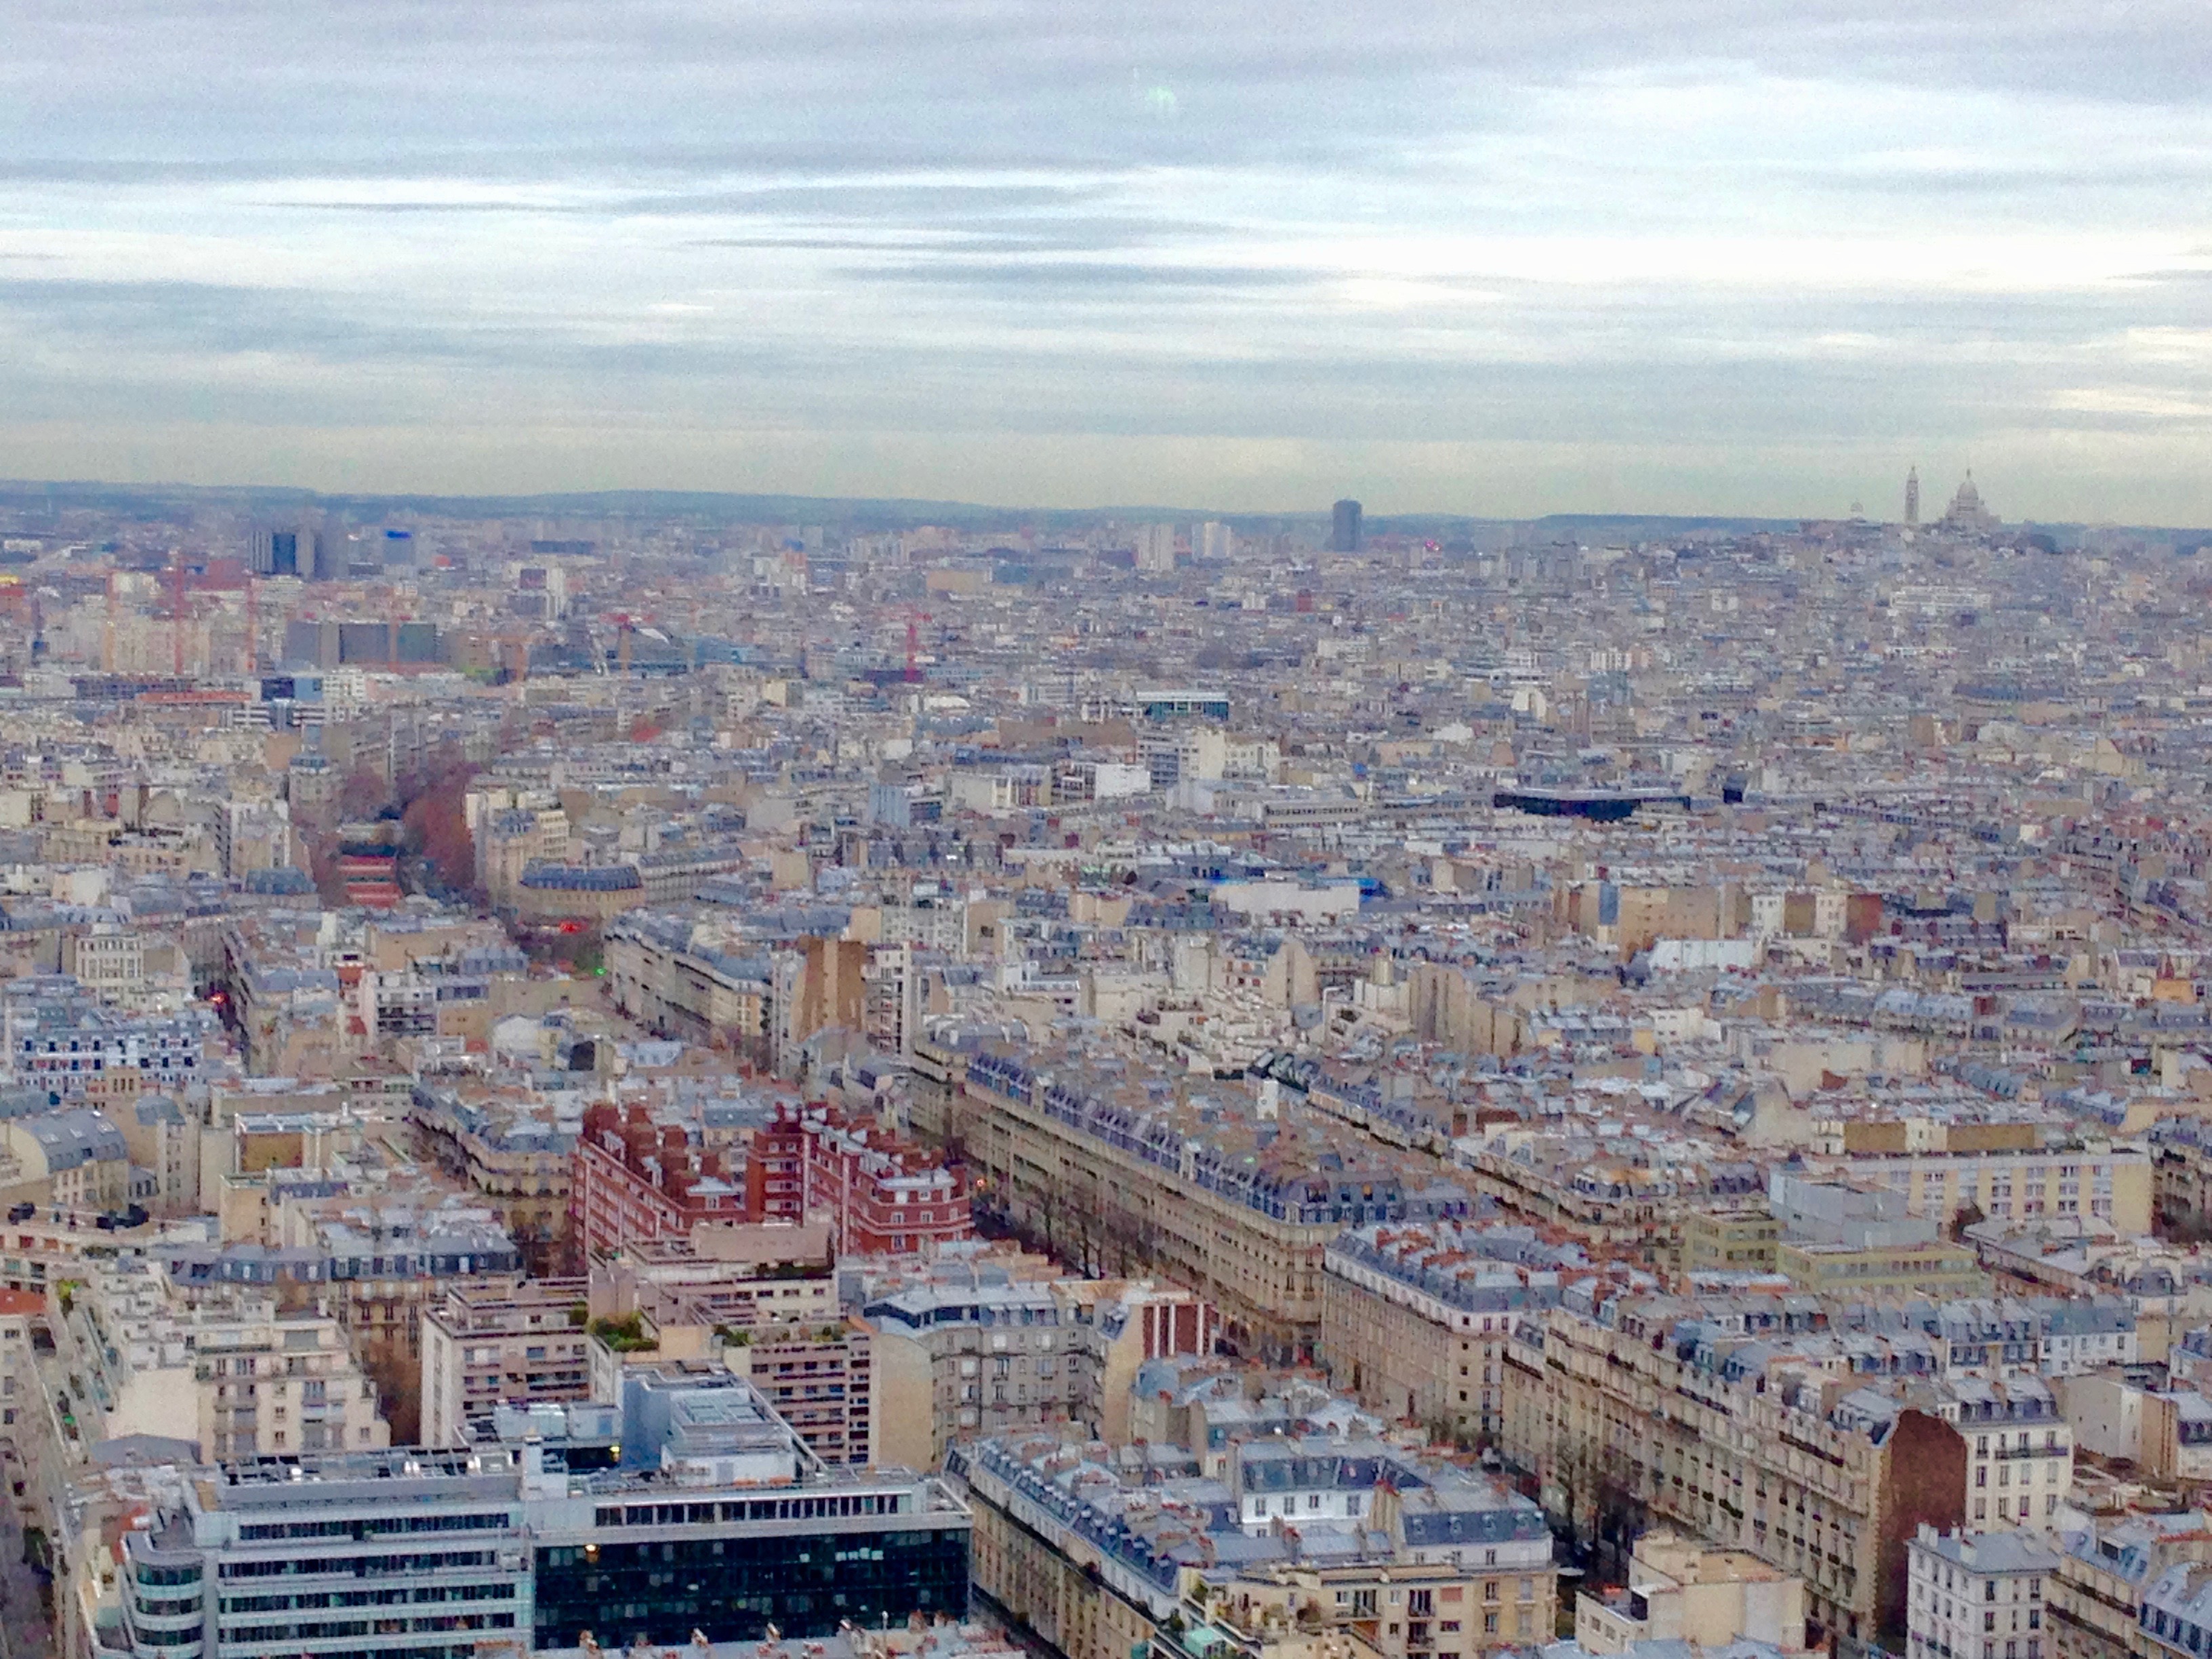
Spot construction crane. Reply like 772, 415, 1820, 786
606, 611, 654, 676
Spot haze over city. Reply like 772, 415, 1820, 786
11, 11, 2212, 1659
4, 0, 2212, 518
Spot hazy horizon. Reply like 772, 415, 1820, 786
5, 1, 2211, 521
2, 474, 2206, 537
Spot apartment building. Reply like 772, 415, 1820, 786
571, 1101, 747, 1255
60, 922, 144, 1002
1908, 1527, 2057, 1659
1450, 1132, 1737, 1266
1322, 1220, 1573, 1445
1680, 1207, 1785, 1275
1769, 1173, 1990, 1297
418, 1275, 592, 1448
860, 1274, 1080, 1468
152, 1202, 525, 1444
2139, 1559, 2212, 1659
591, 1214, 827, 1302
960, 1044, 1460, 1361
3, 975, 213, 1100
2048, 1511, 2212, 1659
724, 1316, 877, 1467
1502, 1298, 1968, 1653
1938, 1376, 2073, 1531
858, 1259, 1215, 1467
2, 1109, 133, 1211
188, 1305, 391, 1459
752, 1098, 972, 1256
961, 1429, 1557, 1659
407, 1083, 576, 1275
1833, 1145, 2152, 1235
604, 913, 775, 1065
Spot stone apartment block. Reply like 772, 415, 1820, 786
961, 1429, 1557, 1659
408, 1082, 577, 1275
604, 914, 776, 1065
1941, 1375, 2074, 1531
1909, 1526, 2057, 1659
958, 1044, 1457, 1361
189, 1306, 391, 1459
1502, 1299, 1968, 1652
1322, 1221, 1573, 1446
2047, 1512, 2212, 1659
152, 1201, 525, 1444
859, 1262, 1214, 1467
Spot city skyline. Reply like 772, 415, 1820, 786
4, 1, 2211, 519
0, 466, 2194, 539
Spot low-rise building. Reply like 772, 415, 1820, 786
1576, 1530, 1810, 1654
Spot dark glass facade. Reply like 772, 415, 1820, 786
533, 1525, 970, 1649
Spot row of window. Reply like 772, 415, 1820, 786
221, 1582, 516, 1612
1908, 1637, 2039, 1659
237, 1512, 510, 1542
591, 1493, 907, 1528
218, 1549, 497, 1579
223, 1612, 518, 1641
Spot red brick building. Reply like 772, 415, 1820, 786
575, 1099, 971, 1261
748, 1100, 972, 1257
573, 1103, 747, 1256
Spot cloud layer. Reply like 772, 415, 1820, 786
2, 0, 2211, 518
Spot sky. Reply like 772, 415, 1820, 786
2, 1, 2211, 521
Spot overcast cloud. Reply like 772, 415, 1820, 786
2, 0, 2210, 518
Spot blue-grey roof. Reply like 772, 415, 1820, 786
22, 1108, 128, 1170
